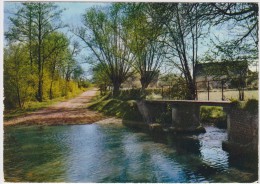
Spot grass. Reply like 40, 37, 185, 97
230, 98, 258, 114
88, 93, 143, 121
200, 99, 258, 127
4, 87, 92, 121
200, 106, 226, 121
89, 90, 258, 127
197, 90, 258, 101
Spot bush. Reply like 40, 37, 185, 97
231, 99, 258, 114
200, 106, 226, 123
243, 99, 258, 114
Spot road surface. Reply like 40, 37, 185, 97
4, 89, 107, 126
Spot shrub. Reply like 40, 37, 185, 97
200, 106, 226, 123
243, 99, 258, 114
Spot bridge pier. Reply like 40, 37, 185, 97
171, 103, 201, 130
223, 108, 258, 154
141, 100, 232, 133
135, 99, 258, 163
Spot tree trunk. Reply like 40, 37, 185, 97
112, 81, 121, 97
186, 80, 196, 100
140, 80, 149, 91
140, 78, 150, 98
37, 77, 43, 102
49, 81, 53, 100
36, 8, 43, 102
49, 66, 56, 100
16, 84, 22, 108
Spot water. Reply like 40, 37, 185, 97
4, 123, 258, 182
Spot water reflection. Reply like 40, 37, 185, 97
4, 123, 257, 182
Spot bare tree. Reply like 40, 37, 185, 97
209, 3, 258, 47
75, 4, 135, 96
124, 3, 165, 91
149, 3, 206, 99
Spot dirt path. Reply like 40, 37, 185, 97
4, 89, 107, 126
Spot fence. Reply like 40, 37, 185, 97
155, 76, 258, 101
104, 76, 258, 101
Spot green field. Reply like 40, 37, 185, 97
197, 90, 258, 101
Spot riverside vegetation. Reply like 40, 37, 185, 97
89, 89, 258, 128
4, 2, 258, 121
3, 2, 258, 183
4, 3, 91, 120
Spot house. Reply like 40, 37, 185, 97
194, 61, 248, 90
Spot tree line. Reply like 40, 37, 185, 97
76, 2, 258, 99
4, 3, 87, 109
4, 2, 258, 109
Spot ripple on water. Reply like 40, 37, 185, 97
197, 126, 229, 172
4, 124, 257, 183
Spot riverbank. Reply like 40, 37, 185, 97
88, 92, 228, 127
4, 89, 107, 126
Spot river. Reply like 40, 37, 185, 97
4, 122, 258, 182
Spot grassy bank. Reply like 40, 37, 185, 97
4, 87, 92, 121
89, 90, 258, 127
88, 92, 226, 125
88, 93, 143, 122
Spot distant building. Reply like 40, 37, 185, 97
194, 61, 248, 89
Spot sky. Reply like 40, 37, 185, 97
4, 2, 109, 78
4, 2, 108, 32
3, 1, 257, 77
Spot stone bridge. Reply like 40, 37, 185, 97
144, 100, 232, 131
139, 99, 258, 157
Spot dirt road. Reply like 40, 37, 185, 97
4, 89, 107, 126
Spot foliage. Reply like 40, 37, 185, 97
6, 2, 67, 102
92, 63, 111, 94
158, 74, 188, 99
148, 3, 208, 99
231, 99, 258, 114
4, 2, 258, 112
4, 87, 86, 120
75, 4, 135, 96
4, 44, 36, 108
123, 3, 165, 90
200, 106, 227, 128
208, 3, 258, 47
88, 96, 143, 121
200, 106, 226, 122
4, 2, 86, 110
247, 70, 258, 90
243, 99, 258, 114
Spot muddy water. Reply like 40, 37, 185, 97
4, 123, 258, 182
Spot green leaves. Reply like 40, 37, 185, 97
4, 2, 86, 108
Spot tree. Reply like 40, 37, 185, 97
45, 32, 69, 99
149, 3, 206, 99
124, 3, 165, 91
92, 63, 112, 95
4, 44, 35, 108
209, 3, 258, 47
5, 3, 35, 70
205, 3, 258, 77
75, 4, 135, 96
6, 2, 65, 102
